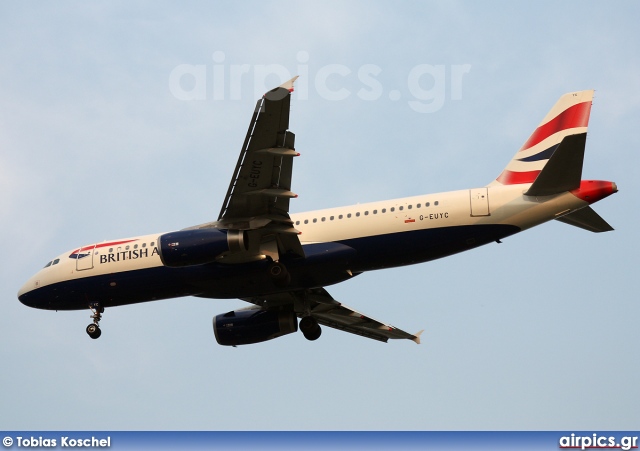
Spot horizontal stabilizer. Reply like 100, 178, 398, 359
556, 206, 614, 233
525, 133, 586, 196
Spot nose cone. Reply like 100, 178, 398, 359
18, 277, 39, 307
18, 283, 31, 306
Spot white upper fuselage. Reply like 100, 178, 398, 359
18, 183, 590, 300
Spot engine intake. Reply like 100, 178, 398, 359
158, 229, 232, 267
213, 308, 298, 346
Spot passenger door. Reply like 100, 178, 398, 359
76, 244, 95, 271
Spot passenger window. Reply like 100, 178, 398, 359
313, 218, 317, 223
347, 213, 352, 218
304, 219, 309, 224
321, 217, 326, 222
425, 202, 430, 207
134, 244, 138, 249
399, 206, 404, 211
330, 216, 334, 220
373, 210, 377, 214
408, 205, 412, 209
382, 208, 386, 213
339, 215, 343, 219
296, 221, 300, 225
417, 203, 421, 208
435, 201, 439, 206
390, 207, 395, 212
142, 243, 146, 248
356, 212, 360, 217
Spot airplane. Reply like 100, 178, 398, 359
18, 77, 617, 346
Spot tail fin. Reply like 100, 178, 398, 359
490, 90, 594, 187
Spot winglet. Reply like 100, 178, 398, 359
412, 329, 424, 345
279, 75, 299, 92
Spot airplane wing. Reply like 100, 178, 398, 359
242, 287, 423, 344
191, 77, 303, 262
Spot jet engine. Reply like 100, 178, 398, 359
213, 308, 298, 346
158, 229, 247, 267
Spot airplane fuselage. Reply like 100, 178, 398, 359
18, 182, 613, 312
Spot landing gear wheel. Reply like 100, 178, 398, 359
87, 302, 104, 339
86, 323, 102, 339
268, 261, 291, 287
299, 316, 322, 341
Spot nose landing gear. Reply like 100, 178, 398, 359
86, 303, 103, 339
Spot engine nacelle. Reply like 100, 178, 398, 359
213, 308, 298, 346
158, 229, 243, 267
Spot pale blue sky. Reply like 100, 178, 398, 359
1, 1, 638, 430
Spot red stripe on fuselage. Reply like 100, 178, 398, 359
71, 239, 138, 255
520, 101, 591, 151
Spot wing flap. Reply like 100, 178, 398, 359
313, 305, 422, 343
241, 287, 422, 344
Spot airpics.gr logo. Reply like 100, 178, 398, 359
169, 51, 472, 113
559, 433, 638, 451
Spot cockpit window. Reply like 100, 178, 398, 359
43, 258, 60, 268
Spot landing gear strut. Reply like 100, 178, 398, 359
86, 303, 103, 339
299, 316, 321, 341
